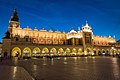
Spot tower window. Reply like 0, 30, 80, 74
16, 37, 18, 41
26, 38, 28, 42
24, 36, 29, 42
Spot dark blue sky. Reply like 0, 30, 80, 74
0, 0, 120, 42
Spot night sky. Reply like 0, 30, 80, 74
0, 0, 120, 42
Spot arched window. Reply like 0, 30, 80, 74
24, 36, 29, 42
14, 35, 20, 42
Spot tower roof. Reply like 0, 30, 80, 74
10, 8, 19, 22
78, 27, 80, 31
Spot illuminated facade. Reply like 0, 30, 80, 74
2, 9, 120, 58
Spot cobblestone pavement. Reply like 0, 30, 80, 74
0, 56, 120, 80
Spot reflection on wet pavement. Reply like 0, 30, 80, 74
1, 57, 120, 80
0, 66, 34, 80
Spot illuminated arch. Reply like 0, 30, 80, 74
50, 48, 57, 54
93, 48, 97, 54
32, 47, 40, 53
90, 48, 96, 55
23, 47, 32, 57
114, 49, 117, 54
58, 48, 64, 54
105, 49, 110, 55
86, 48, 91, 53
72, 48, 77, 53
118, 49, 120, 53
32, 47, 40, 56
97, 49, 101, 52
110, 49, 114, 55
106, 49, 110, 52
78, 48, 82, 53
97, 49, 101, 55
42, 47, 49, 54
11, 47, 21, 57
102, 49, 106, 53
65, 48, 71, 54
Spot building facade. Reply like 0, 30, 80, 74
2, 9, 120, 58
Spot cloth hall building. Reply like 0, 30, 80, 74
2, 9, 120, 58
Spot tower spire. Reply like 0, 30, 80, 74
78, 27, 80, 31
9, 8, 20, 28
86, 20, 88, 26
86, 20, 88, 24
10, 8, 19, 22
71, 27, 74, 30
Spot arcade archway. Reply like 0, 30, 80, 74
12, 47, 21, 57
93, 48, 97, 55
58, 48, 64, 55
65, 48, 71, 55
23, 47, 32, 57
118, 49, 120, 53
102, 49, 106, 55
110, 49, 114, 55
42, 47, 49, 56
97, 49, 101, 55
50, 48, 57, 55
72, 48, 77, 55
32, 47, 40, 57
78, 48, 82, 55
